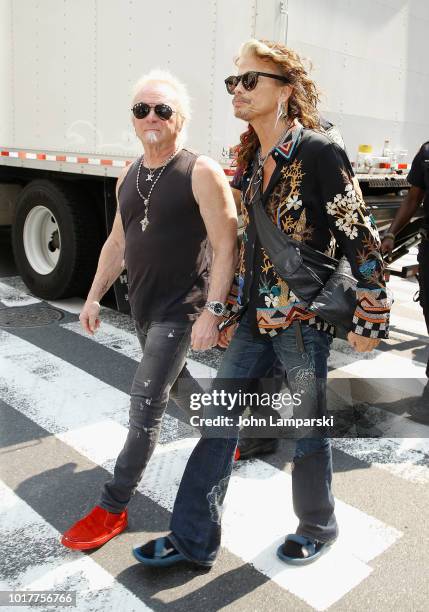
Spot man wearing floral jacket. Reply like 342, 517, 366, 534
133, 39, 391, 569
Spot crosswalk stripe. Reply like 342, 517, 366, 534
0, 281, 41, 307
0, 329, 402, 610
61, 321, 218, 380
137, 439, 401, 611
0, 480, 152, 611
0, 326, 180, 445
63, 311, 427, 379
329, 333, 427, 376
1, 273, 427, 485
0, 276, 86, 315
389, 313, 428, 339
332, 438, 429, 484
62, 318, 429, 484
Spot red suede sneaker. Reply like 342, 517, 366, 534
61, 506, 128, 550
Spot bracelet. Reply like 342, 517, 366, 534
383, 232, 395, 240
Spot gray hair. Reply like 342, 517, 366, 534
132, 69, 192, 125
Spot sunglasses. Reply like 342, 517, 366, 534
131, 102, 176, 120
224, 71, 289, 94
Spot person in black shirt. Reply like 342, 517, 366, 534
60, 70, 237, 551
135, 39, 390, 569
382, 142, 429, 377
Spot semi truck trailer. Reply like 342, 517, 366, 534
1, 0, 428, 310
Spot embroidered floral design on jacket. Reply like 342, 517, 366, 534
226, 124, 391, 338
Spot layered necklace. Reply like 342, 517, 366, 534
136, 148, 180, 232
244, 121, 293, 206
256, 120, 293, 177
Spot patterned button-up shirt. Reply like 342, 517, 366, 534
226, 122, 391, 338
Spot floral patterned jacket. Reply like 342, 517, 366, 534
227, 123, 391, 339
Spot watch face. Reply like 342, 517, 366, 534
207, 301, 224, 315
213, 303, 224, 315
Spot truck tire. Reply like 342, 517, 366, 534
12, 180, 102, 300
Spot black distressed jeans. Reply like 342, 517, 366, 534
99, 319, 200, 513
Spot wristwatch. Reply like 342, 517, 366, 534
205, 301, 227, 317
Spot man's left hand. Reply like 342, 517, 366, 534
191, 310, 220, 350
347, 331, 380, 352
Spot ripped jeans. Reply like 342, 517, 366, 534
169, 312, 338, 566
99, 319, 200, 513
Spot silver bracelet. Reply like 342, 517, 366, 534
383, 232, 395, 240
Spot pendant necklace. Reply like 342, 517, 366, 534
244, 121, 293, 207
256, 120, 293, 177
145, 166, 156, 182
136, 148, 180, 232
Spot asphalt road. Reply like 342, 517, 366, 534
0, 227, 428, 612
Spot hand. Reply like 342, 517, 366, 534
191, 310, 220, 350
347, 331, 380, 352
381, 237, 394, 256
217, 323, 238, 348
79, 301, 101, 335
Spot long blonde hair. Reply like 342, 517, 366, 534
234, 39, 320, 170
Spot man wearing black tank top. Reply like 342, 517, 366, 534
61, 70, 237, 551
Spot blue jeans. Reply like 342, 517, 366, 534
169, 312, 338, 566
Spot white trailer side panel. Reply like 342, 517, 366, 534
3, 0, 428, 171
287, 0, 429, 159
13, 0, 66, 151
0, 0, 13, 146
2, 0, 278, 167
63, 0, 99, 155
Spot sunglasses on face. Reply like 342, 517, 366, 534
224, 70, 289, 94
131, 102, 176, 120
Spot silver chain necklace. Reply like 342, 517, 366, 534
136, 148, 180, 232
256, 122, 293, 175
244, 121, 294, 207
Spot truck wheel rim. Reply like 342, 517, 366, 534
23, 206, 61, 275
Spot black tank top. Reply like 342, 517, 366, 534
119, 149, 210, 324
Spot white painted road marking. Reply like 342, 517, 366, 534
0, 273, 427, 609
0, 480, 151, 611
62, 317, 429, 484
61, 320, 218, 379
0, 281, 41, 307
0, 330, 403, 610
